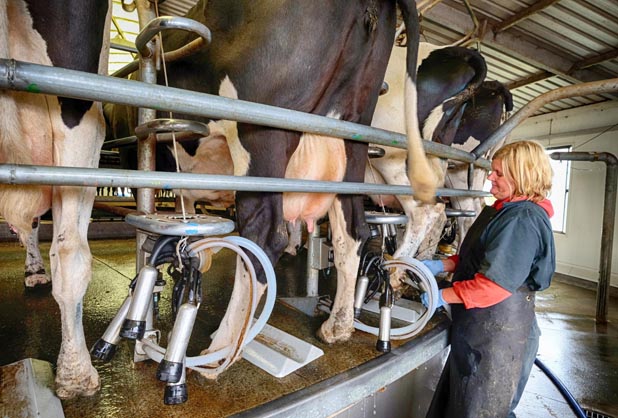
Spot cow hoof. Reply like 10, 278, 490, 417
55, 366, 100, 399
316, 321, 353, 344
24, 272, 52, 290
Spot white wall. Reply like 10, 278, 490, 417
510, 101, 618, 288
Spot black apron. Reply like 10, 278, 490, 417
426, 206, 536, 418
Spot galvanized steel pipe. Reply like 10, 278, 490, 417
0, 164, 490, 198
134, 16, 211, 58
551, 152, 617, 324
0, 59, 490, 169
134, 0, 159, 270
473, 78, 618, 159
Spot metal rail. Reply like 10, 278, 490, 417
473, 78, 618, 159
0, 59, 491, 170
0, 164, 490, 198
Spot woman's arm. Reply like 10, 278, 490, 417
448, 273, 512, 308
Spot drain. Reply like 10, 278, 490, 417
584, 408, 614, 418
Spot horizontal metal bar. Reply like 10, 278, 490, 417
0, 164, 491, 198
445, 209, 477, 217
110, 42, 138, 54
0, 59, 490, 169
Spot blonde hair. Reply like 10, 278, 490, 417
492, 140, 553, 203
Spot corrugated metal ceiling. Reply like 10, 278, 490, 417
420, 0, 618, 115
110, 0, 618, 117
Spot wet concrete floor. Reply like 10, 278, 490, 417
0, 236, 616, 417
0, 236, 441, 417
517, 274, 618, 417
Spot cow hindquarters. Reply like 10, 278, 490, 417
50, 102, 105, 399
317, 198, 363, 344
0, 91, 50, 234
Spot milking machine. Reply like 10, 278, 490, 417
351, 211, 441, 353
349, 205, 482, 352
90, 213, 277, 405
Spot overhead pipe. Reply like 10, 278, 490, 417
472, 78, 618, 159
550, 152, 617, 324
0, 59, 490, 169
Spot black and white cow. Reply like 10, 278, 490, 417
366, 46, 513, 274
366, 43, 487, 262
444, 80, 514, 244
134, 0, 436, 376
0, 0, 110, 399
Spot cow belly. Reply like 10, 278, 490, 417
283, 133, 346, 232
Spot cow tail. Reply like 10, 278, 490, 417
0, 1, 44, 234
397, 0, 438, 203
443, 49, 487, 114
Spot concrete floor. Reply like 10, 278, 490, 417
516, 274, 618, 418
0, 234, 616, 417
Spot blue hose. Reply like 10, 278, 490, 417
534, 357, 587, 418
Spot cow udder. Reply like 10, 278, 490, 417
282, 133, 346, 233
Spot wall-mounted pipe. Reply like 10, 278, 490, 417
473, 78, 618, 159
550, 152, 617, 324
0, 59, 491, 170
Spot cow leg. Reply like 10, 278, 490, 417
284, 221, 303, 256
369, 149, 447, 289
446, 165, 487, 248
50, 103, 104, 399
22, 218, 51, 288
414, 208, 447, 260
317, 198, 363, 344
51, 186, 100, 399
394, 203, 445, 260
367, 147, 431, 258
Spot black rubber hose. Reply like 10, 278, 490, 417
149, 235, 180, 266
534, 357, 587, 418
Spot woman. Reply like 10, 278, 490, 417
423, 140, 556, 418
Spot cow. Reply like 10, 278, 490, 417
119, 0, 435, 378
0, 0, 111, 399
365, 46, 513, 276
443, 80, 514, 245
171, 126, 236, 213
103, 103, 241, 214
366, 43, 487, 263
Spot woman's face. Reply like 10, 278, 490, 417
488, 158, 515, 200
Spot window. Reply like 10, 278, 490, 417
546, 146, 571, 233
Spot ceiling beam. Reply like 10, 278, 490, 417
571, 48, 618, 71
493, 0, 563, 33
507, 71, 553, 90
422, 2, 614, 85
507, 49, 618, 90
